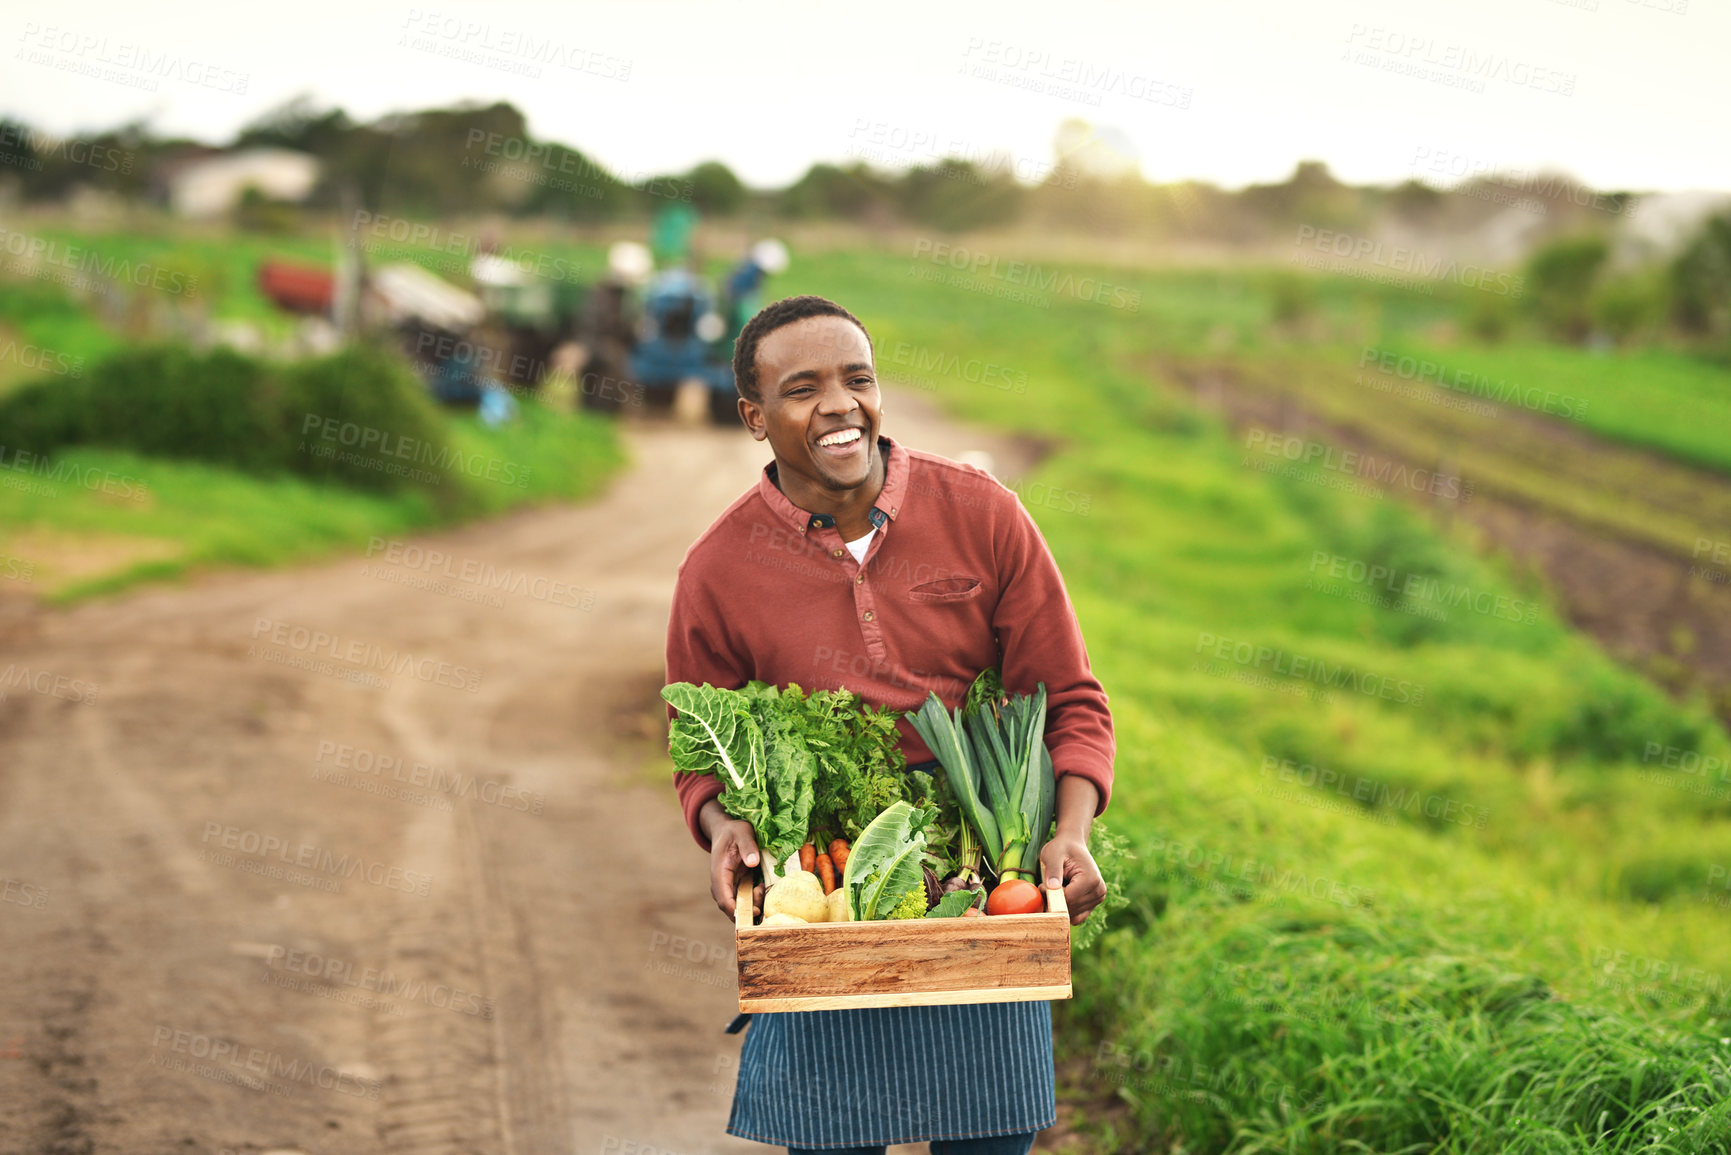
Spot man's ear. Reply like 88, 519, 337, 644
739, 396, 767, 441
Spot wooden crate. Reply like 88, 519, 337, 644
734, 878, 1072, 1012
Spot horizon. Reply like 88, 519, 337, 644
3, 0, 1726, 196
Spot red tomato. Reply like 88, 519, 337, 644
986, 879, 1044, 916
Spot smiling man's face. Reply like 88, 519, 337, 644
742, 314, 882, 501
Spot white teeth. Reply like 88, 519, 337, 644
818, 429, 862, 448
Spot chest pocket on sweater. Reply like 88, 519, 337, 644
906, 576, 982, 603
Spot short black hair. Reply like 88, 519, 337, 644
731, 294, 872, 402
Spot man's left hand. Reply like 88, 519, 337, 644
1038, 832, 1107, 925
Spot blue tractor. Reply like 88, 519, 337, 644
627, 239, 789, 426
629, 269, 736, 421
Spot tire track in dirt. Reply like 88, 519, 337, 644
366, 692, 516, 1155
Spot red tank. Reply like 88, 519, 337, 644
257, 261, 335, 315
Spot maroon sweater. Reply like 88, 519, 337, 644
666, 435, 1115, 850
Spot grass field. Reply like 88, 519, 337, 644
1350, 338, 1731, 478
0, 399, 625, 601
1157, 344, 1731, 565
771, 248, 1731, 1152
0, 280, 123, 388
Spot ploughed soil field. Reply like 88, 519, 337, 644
1159, 354, 1731, 726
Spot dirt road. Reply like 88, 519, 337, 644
0, 392, 1039, 1155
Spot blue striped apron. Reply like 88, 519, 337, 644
725, 1001, 1056, 1148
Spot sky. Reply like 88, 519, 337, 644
3, 0, 1727, 194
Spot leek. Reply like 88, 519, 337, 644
907, 671, 1056, 885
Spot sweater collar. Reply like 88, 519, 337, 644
758, 435, 907, 536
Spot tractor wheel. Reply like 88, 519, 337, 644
578, 383, 626, 414
639, 385, 679, 414
710, 390, 745, 426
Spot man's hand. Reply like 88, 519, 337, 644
699, 799, 763, 921
1038, 831, 1107, 925
1041, 774, 1106, 925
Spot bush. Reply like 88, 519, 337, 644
233, 186, 304, 234
0, 345, 279, 467
1670, 211, 1731, 343
0, 342, 461, 505
1591, 272, 1669, 345
281, 345, 461, 498
1463, 288, 1517, 342
1526, 234, 1609, 342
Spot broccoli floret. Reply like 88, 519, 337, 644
886, 886, 930, 920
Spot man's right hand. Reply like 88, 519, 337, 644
699, 799, 763, 921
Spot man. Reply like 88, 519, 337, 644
666, 295, 1114, 1155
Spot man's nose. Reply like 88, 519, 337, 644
815, 380, 859, 414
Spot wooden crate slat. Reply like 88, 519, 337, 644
740, 983, 1072, 1014
733, 878, 1074, 1010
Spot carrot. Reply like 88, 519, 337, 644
828, 839, 849, 875
800, 843, 816, 874
815, 852, 837, 894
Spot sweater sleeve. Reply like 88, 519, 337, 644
990, 492, 1115, 816
665, 559, 745, 851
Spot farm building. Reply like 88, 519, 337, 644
165, 148, 320, 218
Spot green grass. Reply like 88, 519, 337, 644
21, 227, 332, 332
1352, 338, 1731, 477
1157, 344, 1731, 567
0, 399, 625, 601
776, 247, 1731, 1152
0, 280, 122, 388
17, 223, 612, 334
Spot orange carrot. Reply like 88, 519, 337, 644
800, 843, 816, 874
828, 839, 850, 875
815, 853, 837, 894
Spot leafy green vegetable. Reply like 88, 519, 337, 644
1070, 820, 1134, 952
740, 684, 818, 875
964, 666, 1006, 717
842, 800, 933, 920
886, 887, 930, 920
662, 681, 816, 884
792, 687, 909, 841
674, 679, 906, 846
904, 768, 967, 878
925, 890, 981, 918
663, 682, 762, 789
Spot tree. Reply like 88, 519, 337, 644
1670, 212, 1731, 344
685, 161, 746, 215
0, 118, 37, 174
778, 162, 893, 219
896, 159, 1025, 232
233, 94, 353, 155
1525, 234, 1609, 343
